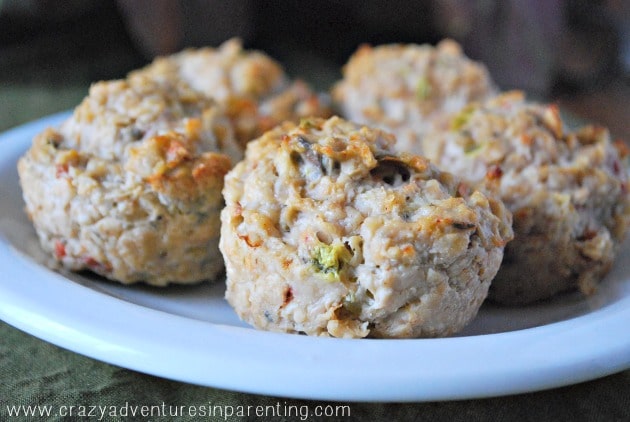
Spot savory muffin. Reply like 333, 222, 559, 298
133, 38, 331, 147
422, 91, 630, 304
332, 39, 497, 155
220, 116, 513, 338
18, 71, 242, 286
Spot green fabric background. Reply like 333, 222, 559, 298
1, 319, 629, 421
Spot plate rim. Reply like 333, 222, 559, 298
1, 113, 629, 402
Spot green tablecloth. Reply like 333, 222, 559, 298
1, 320, 629, 421
1, 86, 629, 422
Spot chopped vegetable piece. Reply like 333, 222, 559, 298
450, 105, 476, 131
312, 241, 353, 282
416, 76, 432, 100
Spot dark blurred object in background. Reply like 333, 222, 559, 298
553, 0, 624, 94
433, 0, 563, 98
0, 0, 142, 82
3, 0, 628, 91
1, 0, 629, 138
117, 0, 255, 58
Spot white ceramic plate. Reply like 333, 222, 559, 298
1, 113, 629, 402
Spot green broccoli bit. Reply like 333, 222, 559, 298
462, 137, 481, 154
299, 117, 318, 129
415, 77, 432, 100
450, 105, 476, 131
312, 242, 352, 282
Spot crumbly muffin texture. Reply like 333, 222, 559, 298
422, 91, 630, 304
220, 116, 513, 338
134, 38, 331, 147
332, 39, 497, 155
18, 73, 241, 285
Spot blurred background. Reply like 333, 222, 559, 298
1, 0, 629, 139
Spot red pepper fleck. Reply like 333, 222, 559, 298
83, 256, 112, 273
84, 256, 99, 267
282, 286, 294, 307
457, 182, 471, 197
54, 240, 66, 258
55, 164, 69, 178
486, 165, 503, 180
